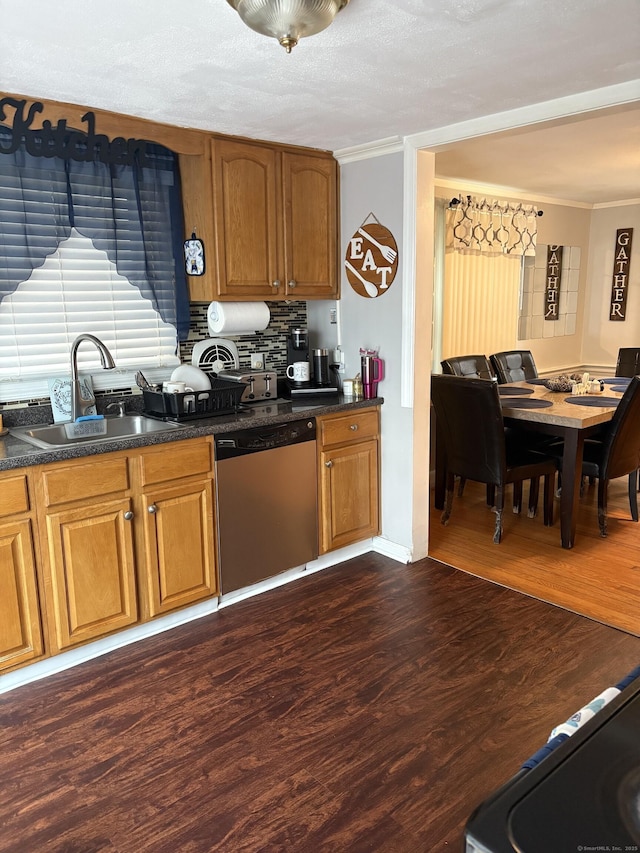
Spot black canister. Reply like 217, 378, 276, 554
313, 348, 330, 386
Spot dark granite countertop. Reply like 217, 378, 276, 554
0, 396, 383, 472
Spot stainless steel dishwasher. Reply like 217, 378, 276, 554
214, 418, 317, 595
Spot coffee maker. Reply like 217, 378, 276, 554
285, 326, 312, 391
284, 326, 339, 398
286, 327, 310, 378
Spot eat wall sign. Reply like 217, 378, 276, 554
345, 217, 398, 299
609, 228, 633, 321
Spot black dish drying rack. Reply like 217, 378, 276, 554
143, 376, 247, 421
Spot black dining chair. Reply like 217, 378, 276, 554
441, 354, 495, 380
560, 376, 640, 537
615, 347, 640, 378
431, 374, 556, 544
440, 355, 495, 498
490, 350, 539, 384
440, 354, 498, 500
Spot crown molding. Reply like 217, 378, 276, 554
592, 198, 640, 209
406, 81, 640, 151
334, 136, 403, 164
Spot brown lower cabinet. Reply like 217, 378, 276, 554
135, 439, 216, 620
0, 472, 44, 671
316, 407, 381, 554
37, 453, 138, 653
32, 436, 217, 657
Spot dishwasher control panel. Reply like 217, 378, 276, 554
214, 418, 316, 459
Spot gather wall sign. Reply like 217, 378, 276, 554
544, 244, 563, 321
609, 228, 633, 321
345, 214, 398, 299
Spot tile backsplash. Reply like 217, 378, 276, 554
181, 301, 307, 376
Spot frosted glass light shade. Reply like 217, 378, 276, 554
227, 0, 349, 52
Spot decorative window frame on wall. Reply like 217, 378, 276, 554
519, 243, 581, 340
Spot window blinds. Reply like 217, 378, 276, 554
0, 228, 179, 380
441, 251, 521, 359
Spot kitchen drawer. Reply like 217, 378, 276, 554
41, 456, 130, 507
0, 473, 30, 517
137, 437, 212, 486
318, 409, 379, 448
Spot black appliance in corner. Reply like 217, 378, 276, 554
464, 677, 640, 851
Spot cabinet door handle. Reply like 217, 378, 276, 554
124, 510, 133, 521
147, 504, 158, 514
325, 460, 333, 468
272, 279, 281, 289
288, 279, 297, 289
350, 424, 359, 431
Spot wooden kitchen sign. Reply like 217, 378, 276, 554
0, 96, 150, 166
544, 244, 563, 320
609, 228, 633, 321
345, 216, 398, 298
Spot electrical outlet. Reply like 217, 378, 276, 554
332, 348, 345, 372
251, 352, 265, 370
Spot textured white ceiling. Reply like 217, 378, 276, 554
2, 0, 640, 203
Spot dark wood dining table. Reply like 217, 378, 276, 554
433, 379, 625, 549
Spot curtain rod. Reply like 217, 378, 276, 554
448, 195, 543, 216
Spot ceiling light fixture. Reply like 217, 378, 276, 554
226, 0, 350, 53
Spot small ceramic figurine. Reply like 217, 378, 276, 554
571, 372, 591, 395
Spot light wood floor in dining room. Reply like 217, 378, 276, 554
1, 551, 640, 852
429, 474, 640, 637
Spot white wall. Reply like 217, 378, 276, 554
337, 152, 415, 554
523, 201, 593, 373
582, 203, 640, 367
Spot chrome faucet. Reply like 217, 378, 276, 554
105, 400, 126, 417
70, 334, 116, 422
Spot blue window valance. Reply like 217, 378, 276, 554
0, 124, 190, 340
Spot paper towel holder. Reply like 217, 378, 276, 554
207, 301, 270, 337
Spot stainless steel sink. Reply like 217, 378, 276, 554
10, 415, 184, 450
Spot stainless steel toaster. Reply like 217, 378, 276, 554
221, 369, 278, 402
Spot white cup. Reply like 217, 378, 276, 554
286, 361, 310, 382
163, 380, 193, 394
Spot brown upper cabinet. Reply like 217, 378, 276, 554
184, 137, 339, 302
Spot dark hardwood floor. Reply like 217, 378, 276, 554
1, 553, 639, 852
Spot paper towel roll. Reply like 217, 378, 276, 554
207, 301, 270, 336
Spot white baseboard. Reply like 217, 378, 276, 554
540, 364, 615, 378
372, 536, 412, 563
306, 540, 374, 573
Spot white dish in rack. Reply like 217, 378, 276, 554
170, 364, 212, 391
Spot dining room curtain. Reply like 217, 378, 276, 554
0, 125, 190, 340
441, 249, 522, 359
446, 195, 539, 257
